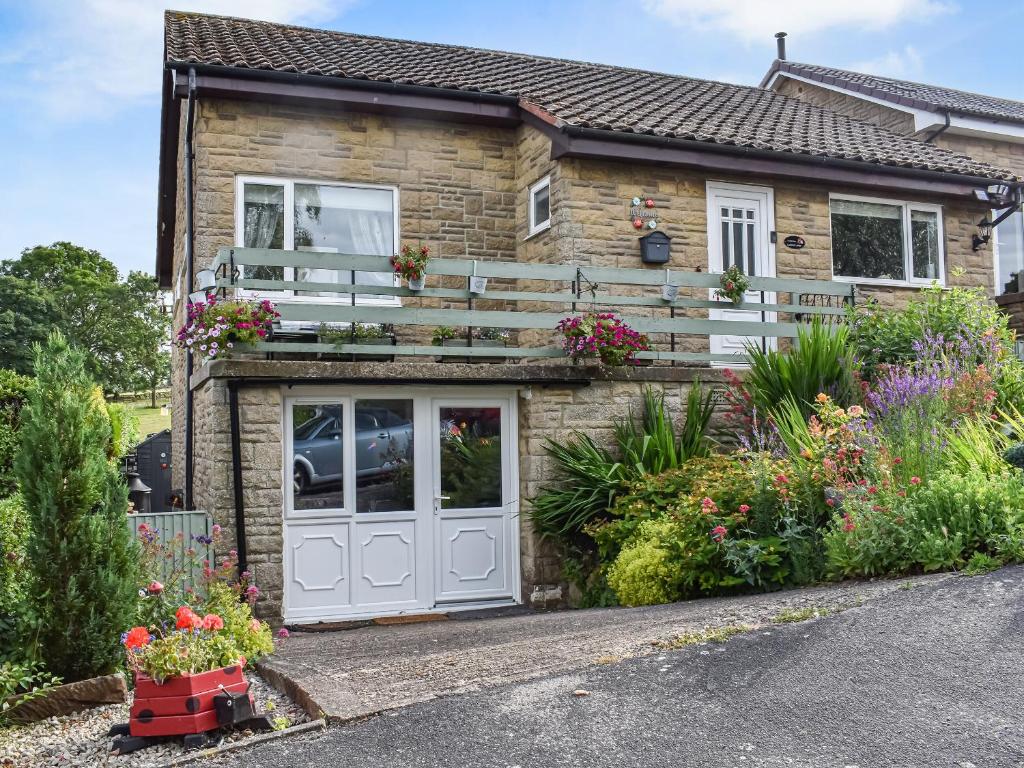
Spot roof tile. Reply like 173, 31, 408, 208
772, 60, 1024, 125
165, 11, 1016, 181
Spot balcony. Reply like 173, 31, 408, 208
207, 247, 855, 367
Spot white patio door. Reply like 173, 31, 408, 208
707, 182, 776, 360
433, 397, 517, 603
282, 388, 519, 623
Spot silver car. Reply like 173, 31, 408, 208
293, 405, 413, 494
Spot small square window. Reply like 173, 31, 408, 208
528, 176, 551, 237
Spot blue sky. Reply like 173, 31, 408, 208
1, 0, 1022, 278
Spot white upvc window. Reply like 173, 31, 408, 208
527, 175, 551, 237
829, 194, 945, 287
994, 206, 1024, 295
234, 176, 400, 306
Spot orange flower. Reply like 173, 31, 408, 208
176, 606, 202, 630
123, 626, 152, 650
202, 614, 225, 631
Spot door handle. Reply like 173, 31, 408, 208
433, 495, 450, 515
378, 432, 389, 438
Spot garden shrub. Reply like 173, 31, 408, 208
529, 382, 715, 543
847, 284, 1015, 375
825, 469, 1024, 577
0, 369, 31, 498
607, 516, 747, 606
16, 333, 140, 682
0, 493, 26, 619
1003, 443, 1024, 471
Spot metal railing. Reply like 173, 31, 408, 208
210, 247, 856, 364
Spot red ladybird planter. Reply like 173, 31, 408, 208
130, 665, 252, 737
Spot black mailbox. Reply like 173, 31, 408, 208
639, 230, 671, 264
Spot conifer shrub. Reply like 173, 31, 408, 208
16, 333, 139, 681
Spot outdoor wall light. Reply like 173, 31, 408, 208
972, 219, 993, 252
196, 269, 217, 290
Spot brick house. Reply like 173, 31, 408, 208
157, 12, 1019, 624
761, 50, 1024, 326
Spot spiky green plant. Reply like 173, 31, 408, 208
16, 333, 140, 682
529, 382, 716, 542
528, 434, 625, 540
744, 318, 859, 420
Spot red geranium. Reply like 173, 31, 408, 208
123, 626, 152, 650
176, 606, 202, 630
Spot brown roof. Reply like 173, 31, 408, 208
764, 60, 1024, 126
164, 11, 1016, 182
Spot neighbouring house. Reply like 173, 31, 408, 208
158, 11, 1020, 624
761, 37, 1024, 329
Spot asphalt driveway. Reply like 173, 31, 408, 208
225, 567, 1024, 767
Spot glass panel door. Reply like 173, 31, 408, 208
355, 399, 415, 513
434, 400, 512, 603
290, 402, 345, 513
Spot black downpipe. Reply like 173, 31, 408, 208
184, 68, 197, 510
228, 381, 248, 576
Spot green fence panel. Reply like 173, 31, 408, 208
129, 510, 213, 590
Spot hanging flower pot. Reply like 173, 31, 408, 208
556, 311, 650, 366
391, 244, 430, 291
715, 265, 751, 305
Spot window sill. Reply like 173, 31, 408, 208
524, 221, 551, 241
830, 275, 944, 290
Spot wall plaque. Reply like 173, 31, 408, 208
628, 196, 658, 230
783, 235, 806, 250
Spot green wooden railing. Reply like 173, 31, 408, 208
210, 247, 855, 364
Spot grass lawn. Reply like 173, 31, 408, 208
131, 403, 171, 437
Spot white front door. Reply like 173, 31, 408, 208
282, 387, 519, 623
707, 182, 776, 360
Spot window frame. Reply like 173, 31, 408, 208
993, 204, 1024, 296
527, 175, 551, 238
234, 175, 401, 306
828, 193, 945, 288
284, 396, 352, 520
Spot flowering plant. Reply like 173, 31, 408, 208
715, 265, 750, 305
128, 524, 274, 683
557, 311, 649, 366
176, 296, 279, 361
390, 244, 430, 282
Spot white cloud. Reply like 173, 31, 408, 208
1, 0, 347, 119
850, 45, 925, 79
641, 0, 954, 43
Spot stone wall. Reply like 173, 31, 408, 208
191, 376, 286, 620
932, 133, 1024, 178
772, 77, 917, 135
549, 152, 991, 313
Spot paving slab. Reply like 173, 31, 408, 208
258, 574, 949, 722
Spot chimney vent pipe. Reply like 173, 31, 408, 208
775, 31, 787, 60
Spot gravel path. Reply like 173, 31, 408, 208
0, 672, 309, 768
